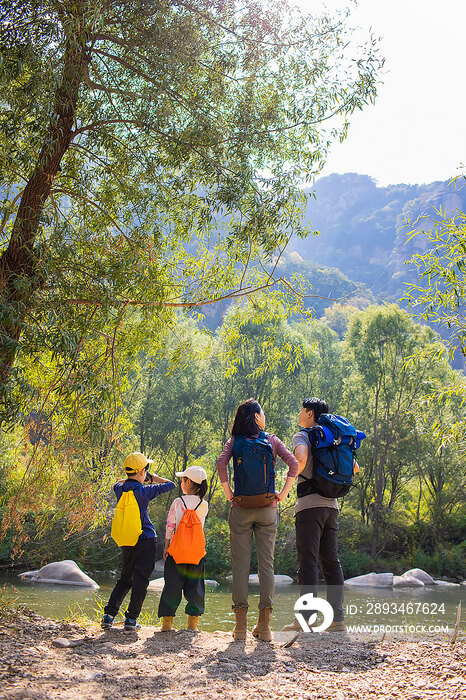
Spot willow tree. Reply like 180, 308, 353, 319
403, 202, 466, 453
343, 304, 450, 559
0, 0, 381, 408
0, 0, 381, 539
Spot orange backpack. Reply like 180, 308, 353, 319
167, 496, 206, 565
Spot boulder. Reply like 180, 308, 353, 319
248, 574, 294, 585
393, 574, 424, 588
151, 559, 165, 576
433, 580, 460, 587
20, 560, 99, 589
148, 577, 165, 591
344, 572, 393, 587
277, 574, 294, 585
225, 574, 294, 585
402, 568, 435, 585
148, 577, 219, 591
206, 579, 220, 588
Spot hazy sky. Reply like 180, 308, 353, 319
297, 0, 466, 186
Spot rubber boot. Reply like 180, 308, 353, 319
187, 615, 199, 631
252, 607, 273, 642
232, 607, 248, 640
161, 616, 174, 631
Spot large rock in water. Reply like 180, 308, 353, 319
249, 574, 294, 585
20, 560, 99, 589
148, 577, 219, 591
393, 574, 424, 587
402, 568, 435, 585
344, 572, 393, 587
225, 574, 294, 586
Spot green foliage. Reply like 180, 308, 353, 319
321, 303, 367, 340
339, 550, 372, 579
204, 517, 231, 578
411, 543, 466, 579
273, 508, 298, 578
1, 297, 464, 579
404, 202, 466, 354
0, 584, 20, 616
0, 0, 383, 425
402, 198, 466, 452
341, 303, 463, 557
0, 0, 383, 543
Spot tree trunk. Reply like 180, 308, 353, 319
0, 34, 90, 388
370, 515, 379, 560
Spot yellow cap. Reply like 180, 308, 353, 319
124, 452, 153, 475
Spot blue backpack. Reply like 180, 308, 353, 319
232, 431, 276, 508
297, 414, 365, 499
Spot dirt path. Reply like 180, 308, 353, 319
0, 609, 464, 700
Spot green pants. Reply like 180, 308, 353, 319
228, 505, 279, 611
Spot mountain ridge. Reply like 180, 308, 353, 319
290, 172, 466, 298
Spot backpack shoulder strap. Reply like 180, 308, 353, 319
194, 498, 203, 511
179, 495, 187, 509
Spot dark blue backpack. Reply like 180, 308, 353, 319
297, 414, 365, 499
232, 431, 276, 507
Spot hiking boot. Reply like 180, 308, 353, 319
161, 616, 174, 632
124, 617, 141, 631
252, 607, 272, 642
281, 618, 302, 632
326, 620, 346, 632
187, 615, 199, 632
101, 614, 114, 630
232, 607, 248, 640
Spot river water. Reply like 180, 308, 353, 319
1, 575, 463, 633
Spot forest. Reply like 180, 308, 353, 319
1, 298, 464, 581
0, 0, 464, 585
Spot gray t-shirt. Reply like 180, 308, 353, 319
292, 431, 338, 514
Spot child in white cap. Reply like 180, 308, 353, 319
158, 465, 209, 632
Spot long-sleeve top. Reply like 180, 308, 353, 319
216, 433, 299, 508
114, 478, 175, 539
165, 495, 209, 541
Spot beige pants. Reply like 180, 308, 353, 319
228, 505, 279, 610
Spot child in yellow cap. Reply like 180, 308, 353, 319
102, 452, 175, 631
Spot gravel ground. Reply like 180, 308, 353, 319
0, 609, 464, 700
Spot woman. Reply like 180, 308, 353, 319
216, 398, 298, 641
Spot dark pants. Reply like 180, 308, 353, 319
104, 536, 157, 620
158, 554, 205, 617
295, 507, 344, 622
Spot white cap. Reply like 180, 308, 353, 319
175, 465, 207, 484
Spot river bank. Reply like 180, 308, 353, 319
0, 608, 464, 700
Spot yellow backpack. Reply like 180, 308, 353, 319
111, 489, 142, 547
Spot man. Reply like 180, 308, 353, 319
283, 397, 346, 632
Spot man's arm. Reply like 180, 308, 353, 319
294, 443, 309, 475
